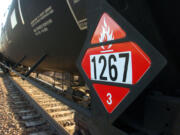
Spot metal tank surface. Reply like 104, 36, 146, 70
0, 0, 87, 73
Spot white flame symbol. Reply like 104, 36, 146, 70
99, 18, 114, 50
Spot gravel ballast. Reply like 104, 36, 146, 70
0, 73, 24, 135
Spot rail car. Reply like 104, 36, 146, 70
0, 0, 179, 135
0, 0, 87, 73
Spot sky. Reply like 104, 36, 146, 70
0, 0, 12, 33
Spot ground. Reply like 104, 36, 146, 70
0, 73, 23, 135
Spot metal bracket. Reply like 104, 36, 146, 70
13, 56, 26, 69
25, 54, 47, 77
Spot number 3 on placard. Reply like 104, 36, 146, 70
107, 93, 112, 105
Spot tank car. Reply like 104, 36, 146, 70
0, 0, 87, 73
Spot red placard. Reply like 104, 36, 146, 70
81, 42, 151, 113
81, 12, 152, 113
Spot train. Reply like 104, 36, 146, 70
0, 0, 179, 135
0, 0, 87, 73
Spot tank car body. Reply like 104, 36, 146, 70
0, 0, 87, 73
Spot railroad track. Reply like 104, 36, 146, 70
0, 63, 90, 135
7, 75, 78, 135
1, 74, 57, 135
